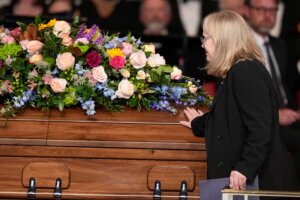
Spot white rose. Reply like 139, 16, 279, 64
115, 79, 135, 99
147, 53, 166, 67
146, 73, 153, 82
136, 70, 146, 80
50, 78, 67, 93
53, 21, 71, 37
56, 52, 75, 71
143, 44, 156, 53
189, 85, 198, 94
92, 66, 108, 83
120, 69, 130, 78
129, 50, 147, 69
171, 67, 182, 80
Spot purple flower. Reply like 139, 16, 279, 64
86, 51, 101, 68
76, 25, 87, 39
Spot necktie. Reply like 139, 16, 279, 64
264, 41, 288, 107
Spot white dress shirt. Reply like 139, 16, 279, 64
177, 0, 202, 37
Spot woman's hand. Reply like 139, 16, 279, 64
229, 170, 247, 190
179, 107, 204, 128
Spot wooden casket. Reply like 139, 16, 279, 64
0, 107, 207, 199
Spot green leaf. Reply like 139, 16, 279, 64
16, 22, 27, 32
43, 57, 55, 68
162, 66, 173, 73
129, 96, 137, 107
127, 32, 132, 42
149, 70, 160, 82
58, 101, 64, 111
72, 16, 80, 26
77, 45, 90, 54
34, 16, 42, 24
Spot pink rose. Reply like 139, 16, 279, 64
26, 40, 44, 54
115, 79, 134, 99
74, 38, 89, 45
50, 78, 67, 93
53, 20, 71, 37
56, 52, 75, 71
171, 67, 182, 80
20, 40, 29, 50
129, 50, 147, 69
121, 42, 133, 57
1, 80, 13, 94
84, 71, 97, 86
42, 74, 53, 85
92, 66, 108, 83
1, 36, 15, 44
9, 27, 21, 38
60, 33, 73, 46
28, 80, 37, 91
29, 54, 43, 65
109, 56, 126, 70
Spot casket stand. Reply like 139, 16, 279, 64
0, 106, 207, 199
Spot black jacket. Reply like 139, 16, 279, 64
191, 59, 298, 191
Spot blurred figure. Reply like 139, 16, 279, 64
47, 0, 77, 17
218, 0, 245, 16
0, 0, 46, 27
79, 0, 139, 34
139, 0, 184, 36
245, 0, 300, 185
3, 0, 45, 17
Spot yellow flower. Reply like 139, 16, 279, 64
38, 19, 57, 31
107, 48, 124, 59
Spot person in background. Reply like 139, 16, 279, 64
138, 0, 184, 36
244, 0, 300, 184
79, 0, 139, 34
2, 0, 45, 17
0, 0, 46, 28
218, 0, 245, 16
47, 0, 78, 18
180, 10, 298, 199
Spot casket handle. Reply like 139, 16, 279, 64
53, 178, 62, 200
153, 180, 161, 200
179, 180, 188, 200
27, 177, 36, 200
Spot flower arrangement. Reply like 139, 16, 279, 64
0, 17, 211, 118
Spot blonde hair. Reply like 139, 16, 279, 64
203, 10, 264, 78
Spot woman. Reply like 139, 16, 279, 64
180, 10, 298, 195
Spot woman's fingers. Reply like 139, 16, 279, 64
179, 120, 191, 128
180, 107, 204, 129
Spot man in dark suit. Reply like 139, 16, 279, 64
244, 0, 300, 184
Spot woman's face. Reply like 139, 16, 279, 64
201, 32, 215, 62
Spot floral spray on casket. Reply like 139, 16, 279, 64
0, 17, 211, 118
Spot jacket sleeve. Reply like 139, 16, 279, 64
231, 61, 275, 181
191, 112, 209, 137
